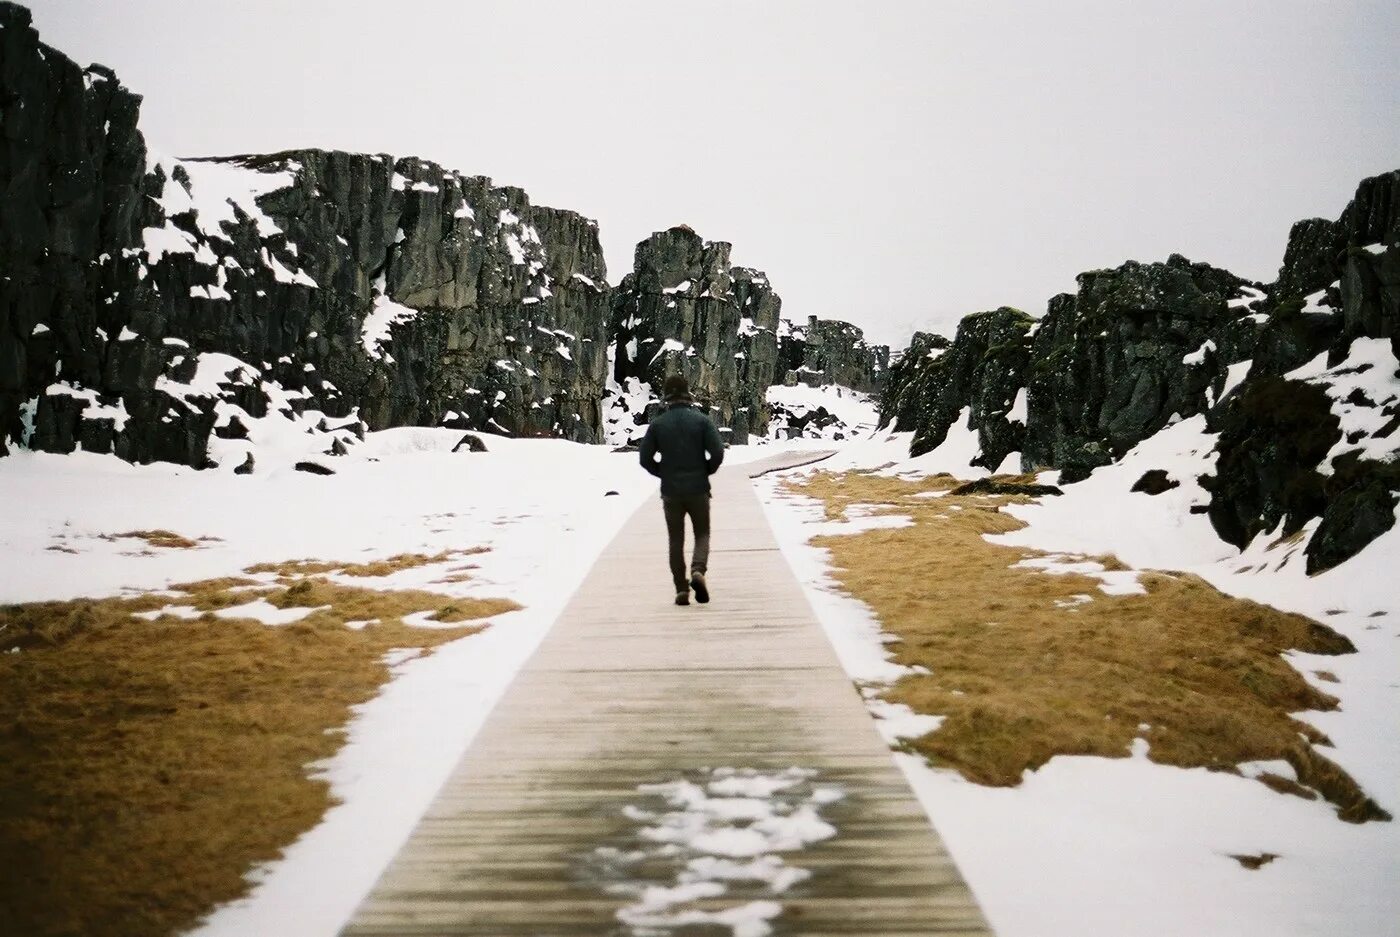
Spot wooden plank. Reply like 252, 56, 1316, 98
340, 452, 992, 935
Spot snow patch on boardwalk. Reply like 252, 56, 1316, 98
589, 767, 844, 937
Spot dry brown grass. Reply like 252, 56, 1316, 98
1231, 852, 1280, 870
244, 547, 487, 580
784, 470, 1390, 824
104, 529, 202, 549
0, 559, 517, 937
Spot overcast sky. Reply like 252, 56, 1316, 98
30, 1, 1400, 346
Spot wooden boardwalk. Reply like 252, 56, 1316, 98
341, 454, 991, 936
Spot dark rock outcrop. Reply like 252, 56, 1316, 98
1202, 170, 1400, 570
877, 331, 950, 433
949, 477, 1062, 497
1024, 255, 1262, 481
878, 310, 1033, 469
1, 2, 149, 457
1130, 469, 1180, 495
608, 227, 780, 444
1, 6, 609, 468
778, 316, 889, 393
878, 168, 1399, 570
1200, 376, 1340, 551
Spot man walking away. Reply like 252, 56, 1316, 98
639, 374, 725, 606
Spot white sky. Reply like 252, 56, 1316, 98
30, 0, 1400, 347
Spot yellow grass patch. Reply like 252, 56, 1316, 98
783, 471, 1389, 824
0, 560, 518, 937
244, 547, 488, 580
104, 529, 204, 549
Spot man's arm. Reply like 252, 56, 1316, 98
703, 418, 725, 475
639, 423, 663, 478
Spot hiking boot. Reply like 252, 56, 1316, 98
690, 572, 710, 604
675, 590, 690, 606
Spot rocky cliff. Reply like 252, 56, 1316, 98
1, 5, 885, 466
880, 172, 1400, 571
1204, 170, 1400, 572
777, 316, 888, 393
606, 227, 782, 445
1, 1, 615, 468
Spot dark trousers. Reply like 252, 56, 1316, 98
662, 493, 711, 591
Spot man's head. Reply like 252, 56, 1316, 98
662, 373, 690, 401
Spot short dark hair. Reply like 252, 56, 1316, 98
662, 373, 689, 399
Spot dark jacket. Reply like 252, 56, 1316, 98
639, 398, 725, 497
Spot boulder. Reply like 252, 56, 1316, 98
452, 433, 488, 453
1130, 469, 1180, 495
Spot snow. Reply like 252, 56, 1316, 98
603, 375, 658, 445
43, 382, 130, 433
1361, 243, 1389, 256
662, 279, 693, 294
157, 155, 295, 241
1229, 285, 1268, 309
260, 247, 318, 288
1006, 387, 1028, 424
0, 435, 655, 937
1182, 339, 1216, 366
594, 767, 843, 936
1301, 285, 1337, 314
763, 384, 879, 442
650, 338, 687, 364
1220, 359, 1253, 401
361, 277, 421, 362
1287, 337, 1400, 473
894, 407, 988, 478
31, 323, 49, 336
756, 412, 1400, 937
141, 222, 197, 262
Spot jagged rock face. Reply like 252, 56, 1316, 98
0, 5, 611, 467
1024, 255, 1262, 481
1273, 170, 1400, 353
1275, 218, 1346, 301
0, 2, 149, 457
877, 331, 950, 434
1202, 170, 1400, 571
881, 310, 1033, 468
777, 316, 889, 393
609, 227, 780, 444
867, 170, 1399, 570
251, 153, 611, 440
1202, 376, 1340, 550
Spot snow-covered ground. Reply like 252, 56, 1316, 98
6, 385, 1397, 936
0, 427, 803, 937
1, 431, 659, 937
756, 415, 1400, 937
762, 383, 879, 442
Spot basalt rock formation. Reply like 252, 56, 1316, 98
880, 171, 1400, 571
2, 6, 886, 468
607, 227, 782, 444
778, 316, 889, 393
1022, 255, 1263, 482
880, 309, 1033, 470
1203, 170, 1400, 572
2, 2, 613, 466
